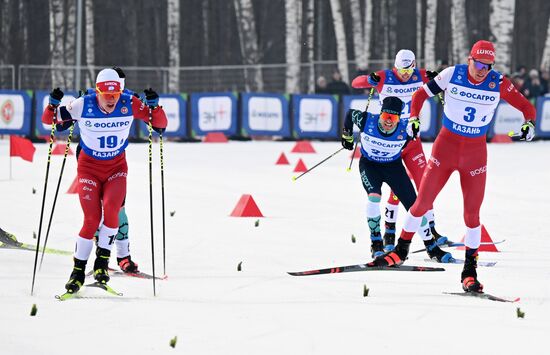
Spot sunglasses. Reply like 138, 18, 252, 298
397, 67, 414, 75
472, 59, 493, 71
380, 112, 400, 123
96, 86, 122, 98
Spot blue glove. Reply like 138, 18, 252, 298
49, 88, 64, 107
144, 88, 159, 108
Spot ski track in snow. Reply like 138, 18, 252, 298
1, 139, 549, 355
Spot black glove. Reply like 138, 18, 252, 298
520, 120, 535, 141
49, 88, 64, 107
426, 70, 439, 80
112, 66, 126, 79
144, 88, 159, 108
341, 129, 354, 150
367, 72, 381, 86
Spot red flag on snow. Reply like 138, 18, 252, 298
10, 135, 36, 162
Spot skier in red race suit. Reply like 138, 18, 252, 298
42, 68, 168, 294
369, 40, 536, 293
352, 49, 449, 257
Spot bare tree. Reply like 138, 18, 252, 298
1, 0, 11, 65
285, 0, 301, 93
364, 0, 372, 68
233, 0, 263, 91
424, 0, 437, 69
451, 0, 468, 65
490, 0, 515, 74
329, 0, 349, 82
350, 0, 366, 70
49, 0, 65, 88
541, 12, 550, 70
306, 0, 315, 93
64, 0, 76, 87
167, 0, 180, 93
202, 1, 209, 62
85, 0, 94, 88
387, 0, 397, 57
416, 0, 423, 64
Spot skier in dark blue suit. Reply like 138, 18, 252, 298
342, 96, 453, 262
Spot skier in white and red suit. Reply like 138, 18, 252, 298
351, 49, 449, 256
41, 68, 168, 294
369, 40, 536, 293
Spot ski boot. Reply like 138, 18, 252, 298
93, 247, 111, 284
461, 255, 483, 293
425, 238, 454, 263
429, 221, 448, 246
369, 238, 411, 266
65, 258, 86, 294
118, 255, 139, 273
370, 235, 385, 258
383, 222, 396, 252
0, 228, 22, 247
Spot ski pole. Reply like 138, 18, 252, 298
40, 122, 75, 270
31, 117, 57, 295
159, 131, 166, 275
147, 110, 157, 296
347, 87, 374, 171
292, 147, 345, 181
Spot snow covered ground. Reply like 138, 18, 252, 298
1, 138, 549, 355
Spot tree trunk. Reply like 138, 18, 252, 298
329, 0, 349, 82
350, 0, 366, 70
167, 0, 180, 93
416, 0, 423, 64
202, 1, 209, 63
285, 0, 301, 93
306, 0, 315, 93
541, 12, 550, 70
387, 0, 397, 58
64, 0, 76, 88
233, 0, 263, 92
364, 0, 372, 69
424, 0, 437, 69
489, 0, 515, 73
450, 0, 468, 65
49, 0, 65, 88
1, 0, 12, 65
85, 0, 94, 88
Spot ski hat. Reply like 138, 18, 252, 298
381, 96, 403, 115
95, 68, 122, 94
394, 49, 415, 69
470, 40, 495, 63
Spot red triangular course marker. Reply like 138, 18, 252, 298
230, 194, 264, 217
490, 134, 512, 143
293, 159, 307, 173
350, 145, 361, 158
457, 225, 499, 252
203, 132, 228, 143
52, 143, 74, 155
67, 176, 79, 194
275, 152, 289, 165
291, 141, 316, 153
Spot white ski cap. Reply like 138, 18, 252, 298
95, 68, 122, 93
394, 49, 416, 69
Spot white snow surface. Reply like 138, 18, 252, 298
1, 138, 549, 355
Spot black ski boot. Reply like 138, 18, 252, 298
383, 222, 396, 252
425, 238, 454, 263
461, 254, 483, 292
370, 237, 385, 258
93, 247, 111, 284
65, 258, 86, 294
118, 255, 139, 273
429, 221, 448, 246
370, 238, 411, 266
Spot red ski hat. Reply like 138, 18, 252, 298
470, 40, 495, 63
